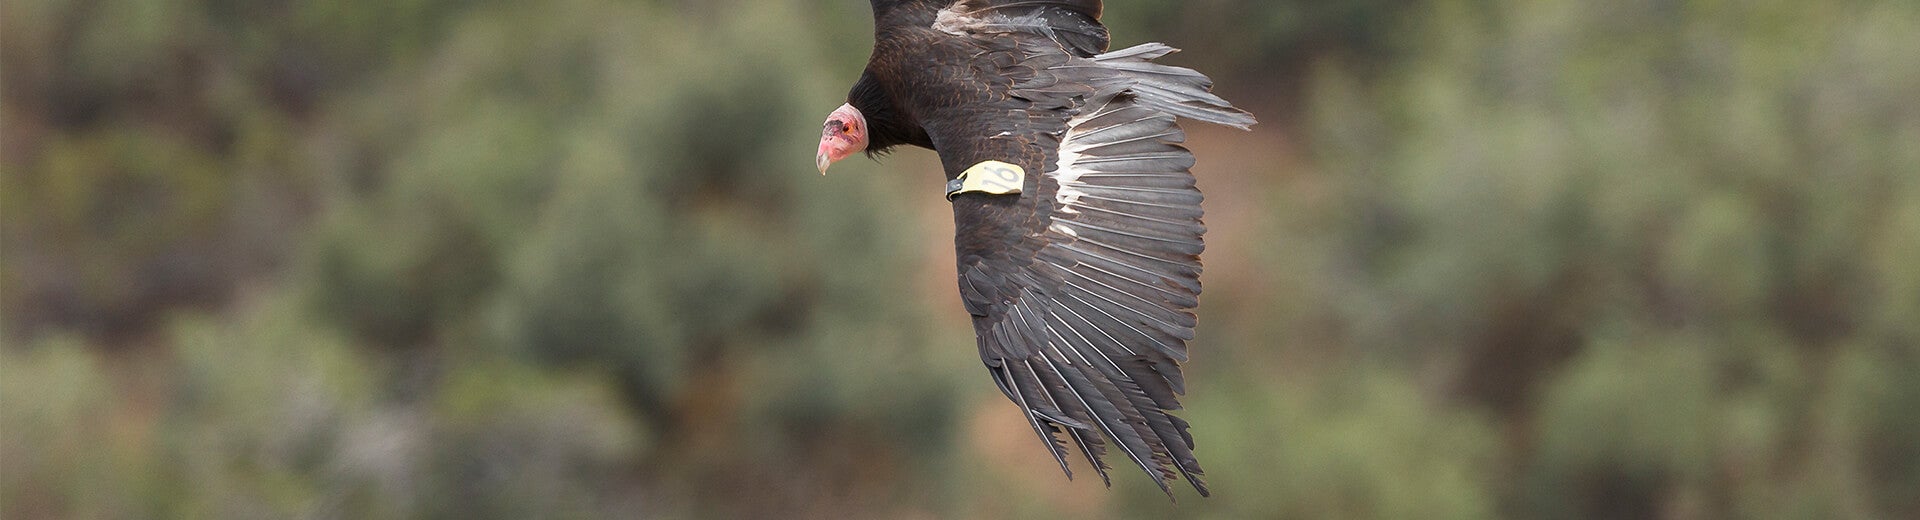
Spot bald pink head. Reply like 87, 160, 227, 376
816, 103, 867, 174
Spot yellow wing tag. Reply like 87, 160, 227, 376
945, 161, 1026, 201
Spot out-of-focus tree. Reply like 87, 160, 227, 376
1281, 0, 1920, 517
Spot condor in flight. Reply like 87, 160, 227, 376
815, 0, 1253, 498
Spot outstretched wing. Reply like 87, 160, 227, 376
923, 8, 1254, 498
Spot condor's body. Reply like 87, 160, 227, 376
815, 0, 1253, 498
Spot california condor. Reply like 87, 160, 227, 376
816, 0, 1254, 498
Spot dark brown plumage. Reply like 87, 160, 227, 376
837, 0, 1253, 498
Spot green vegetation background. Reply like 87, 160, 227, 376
4, 0, 1917, 518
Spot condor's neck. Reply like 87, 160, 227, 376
847, 70, 931, 154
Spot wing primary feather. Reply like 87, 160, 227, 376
1023, 357, 1113, 486
1069, 152, 1193, 165
1049, 295, 1136, 355
1089, 42, 1176, 61
1060, 291, 1188, 361
1055, 346, 1182, 500
1048, 305, 1209, 496
1061, 193, 1204, 214
1073, 116, 1166, 141
1058, 219, 1204, 250
1054, 242, 1201, 293
1064, 202, 1200, 228
1045, 316, 1133, 381
1047, 297, 1187, 398
1054, 339, 1207, 498
1058, 273, 1197, 333
1064, 128, 1181, 152
1072, 261, 1199, 307
1065, 236, 1202, 271
1039, 351, 1174, 498
1007, 353, 1093, 429
1031, 406, 1090, 429
1007, 360, 1075, 478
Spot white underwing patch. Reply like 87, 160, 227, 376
1051, 109, 1099, 213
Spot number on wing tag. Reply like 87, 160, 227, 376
945, 161, 1026, 201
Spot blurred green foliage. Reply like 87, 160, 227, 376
4, 0, 1918, 518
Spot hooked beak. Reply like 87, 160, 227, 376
817, 151, 832, 175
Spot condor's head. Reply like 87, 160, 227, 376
816, 103, 867, 174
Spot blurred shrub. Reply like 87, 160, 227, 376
0, 298, 642, 519
1819, 347, 1920, 516
1191, 371, 1499, 520
0, 336, 125, 518
1526, 340, 1731, 518
3, 126, 235, 339
1287, 0, 1920, 517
